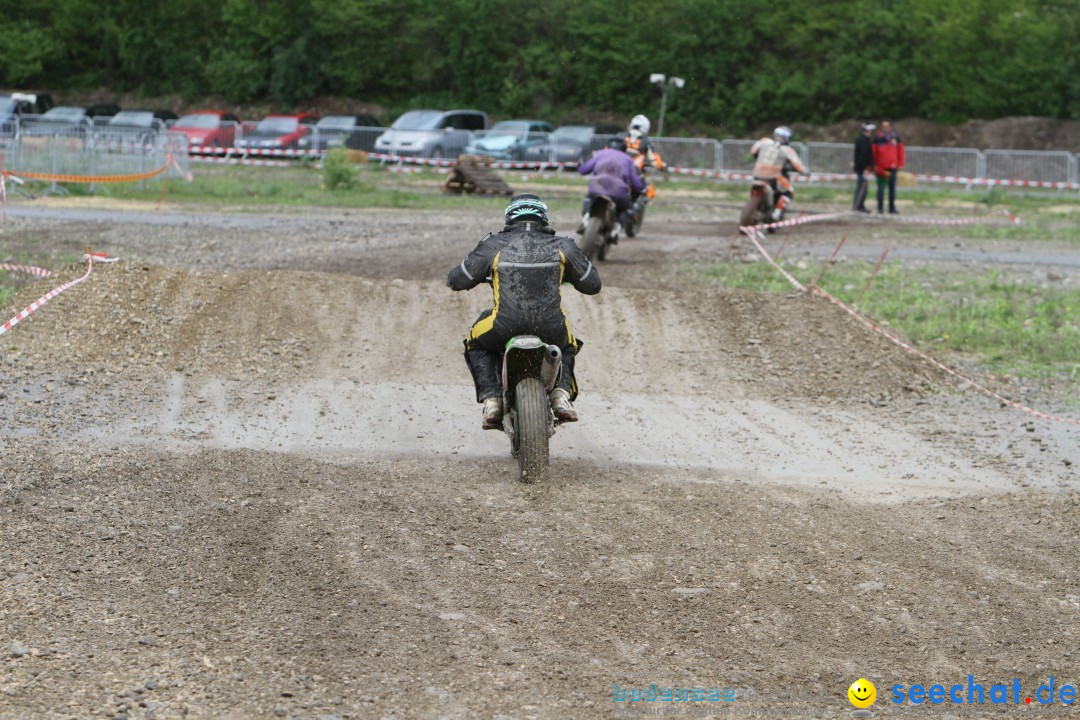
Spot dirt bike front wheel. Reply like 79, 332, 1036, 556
514, 377, 550, 482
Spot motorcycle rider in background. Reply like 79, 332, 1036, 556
625, 114, 665, 170
750, 125, 808, 221
576, 140, 645, 241
446, 194, 601, 429
624, 114, 664, 204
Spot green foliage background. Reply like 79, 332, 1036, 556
1, 0, 1076, 132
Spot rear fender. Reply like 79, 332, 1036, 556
750, 182, 775, 211
502, 337, 562, 406
587, 195, 615, 221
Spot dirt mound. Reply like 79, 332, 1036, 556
694, 287, 934, 401
2, 442, 1077, 718
2, 262, 322, 385
2, 261, 933, 402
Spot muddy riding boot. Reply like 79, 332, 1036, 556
482, 397, 503, 430
549, 388, 577, 423
609, 222, 622, 244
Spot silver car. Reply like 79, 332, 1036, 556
373, 109, 489, 159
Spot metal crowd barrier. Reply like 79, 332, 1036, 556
1, 117, 189, 182
16, 112, 1067, 188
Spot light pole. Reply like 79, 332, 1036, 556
649, 73, 685, 138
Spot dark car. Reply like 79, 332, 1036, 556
522, 124, 624, 164
171, 110, 242, 149
299, 114, 382, 152
85, 103, 122, 123
235, 113, 319, 151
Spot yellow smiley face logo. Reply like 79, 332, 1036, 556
848, 678, 876, 708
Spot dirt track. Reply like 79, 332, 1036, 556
1, 196, 1077, 719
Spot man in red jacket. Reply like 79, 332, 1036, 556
872, 119, 905, 214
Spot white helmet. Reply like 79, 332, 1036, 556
773, 126, 793, 144
630, 114, 651, 136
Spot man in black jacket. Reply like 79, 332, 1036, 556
853, 123, 875, 212
447, 194, 602, 429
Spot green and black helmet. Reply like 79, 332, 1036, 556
504, 193, 549, 225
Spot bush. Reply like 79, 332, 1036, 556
322, 149, 356, 191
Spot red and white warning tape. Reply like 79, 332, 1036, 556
742, 208, 1019, 233
176, 145, 1080, 191
0, 253, 116, 337
893, 207, 1021, 225
189, 146, 321, 158
916, 175, 1080, 191
668, 166, 1080, 190
811, 281, 1079, 426
367, 153, 458, 168
366, 153, 575, 171
188, 156, 293, 168
743, 212, 850, 232
0, 263, 53, 278
739, 225, 1079, 426
178, 144, 1080, 190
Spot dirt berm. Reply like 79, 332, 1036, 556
1, 255, 1077, 719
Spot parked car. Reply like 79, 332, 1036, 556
374, 109, 489, 159
107, 109, 177, 130
104, 109, 177, 143
84, 104, 123, 126
21, 104, 120, 137
299, 114, 382, 152
235, 113, 319, 151
0, 91, 54, 122
522, 124, 624, 164
465, 120, 555, 161
171, 110, 242, 148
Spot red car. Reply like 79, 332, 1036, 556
235, 113, 319, 151
172, 110, 241, 149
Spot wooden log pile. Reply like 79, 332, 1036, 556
443, 155, 513, 196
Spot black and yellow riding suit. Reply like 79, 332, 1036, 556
446, 220, 601, 403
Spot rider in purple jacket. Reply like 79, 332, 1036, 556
577, 143, 645, 238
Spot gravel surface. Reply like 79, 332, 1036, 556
0, 195, 1077, 719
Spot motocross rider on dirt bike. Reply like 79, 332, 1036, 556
576, 141, 645, 241
750, 126, 807, 221
446, 194, 602, 429
624, 114, 665, 192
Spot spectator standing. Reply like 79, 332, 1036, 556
852, 123, 875, 212
872, 119, 905, 214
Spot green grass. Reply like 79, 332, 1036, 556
700, 259, 1080, 385
76, 163, 592, 213
21, 162, 1080, 228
